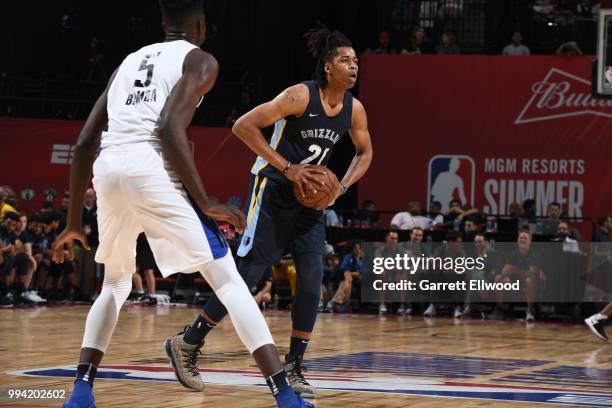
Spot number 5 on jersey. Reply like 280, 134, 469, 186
134, 52, 161, 88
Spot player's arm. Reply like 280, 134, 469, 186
53, 69, 118, 262
332, 98, 373, 203
232, 84, 327, 197
157, 49, 245, 230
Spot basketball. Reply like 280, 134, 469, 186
293, 165, 340, 210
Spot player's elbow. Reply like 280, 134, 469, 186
232, 116, 251, 141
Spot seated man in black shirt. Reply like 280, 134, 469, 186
0, 211, 43, 304
489, 230, 543, 322
251, 267, 273, 308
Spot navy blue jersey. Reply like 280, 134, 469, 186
251, 80, 353, 183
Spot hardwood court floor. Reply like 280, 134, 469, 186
0, 305, 611, 407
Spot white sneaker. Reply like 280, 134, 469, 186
28, 290, 47, 304
397, 304, 406, 315
462, 305, 471, 315
525, 311, 535, 322
378, 303, 387, 314
585, 313, 608, 341
454, 306, 463, 318
404, 307, 412, 316
423, 303, 436, 317
23, 291, 47, 304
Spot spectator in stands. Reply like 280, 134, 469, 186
520, 199, 537, 232
427, 201, 445, 229
391, 201, 431, 230
556, 41, 583, 56
374, 231, 408, 314
58, 193, 69, 231
436, 32, 460, 54
463, 218, 480, 236
489, 230, 543, 322
75, 188, 99, 297
18, 213, 28, 235
0, 188, 17, 221
463, 233, 497, 315
594, 215, 611, 243
509, 202, 522, 218
502, 31, 530, 56
28, 214, 50, 296
252, 267, 273, 309
329, 242, 364, 310
321, 252, 341, 311
404, 227, 431, 314
440, 199, 479, 230
537, 202, 561, 235
366, 31, 395, 54
324, 208, 341, 227
41, 211, 83, 302
425, 231, 466, 318
352, 200, 379, 228
40, 201, 54, 213
272, 253, 297, 296
401, 26, 435, 54
0, 212, 43, 305
130, 233, 157, 304
552, 222, 581, 253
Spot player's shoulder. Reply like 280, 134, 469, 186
352, 96, 364, 112
283, 83, 310, 100
183, 48, 218, 73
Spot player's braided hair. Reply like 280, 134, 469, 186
304, 27, 352, 86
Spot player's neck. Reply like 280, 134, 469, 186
164, 31, 195, 44
319, 83, 344, 107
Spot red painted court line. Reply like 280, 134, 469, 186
99, 365, 368, 381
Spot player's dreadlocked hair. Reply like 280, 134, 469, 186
304, 28, 353, 86
159, 0, 203, 24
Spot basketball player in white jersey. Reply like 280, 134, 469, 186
52, 1, 313, 407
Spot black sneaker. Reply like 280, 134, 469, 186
585, 313, 608, 341
0, 293, 13, 308
285, 355, 316, 398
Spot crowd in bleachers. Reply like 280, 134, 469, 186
1, 183, 609, 323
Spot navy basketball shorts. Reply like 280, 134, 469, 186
237, 174, 325, 265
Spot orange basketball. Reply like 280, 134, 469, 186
293, 165, 340, 210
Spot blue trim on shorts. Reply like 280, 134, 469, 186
187, 195, 229, 260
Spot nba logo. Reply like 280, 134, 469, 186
427, 155, 475, 213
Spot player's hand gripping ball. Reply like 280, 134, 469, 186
293, 165, 340, 210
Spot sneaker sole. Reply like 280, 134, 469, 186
294, 388, 316, 398
164, 339, 204, 391
584, 319, 608, 342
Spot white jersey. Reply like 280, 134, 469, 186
101, 40, 198, 149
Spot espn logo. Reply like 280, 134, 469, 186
50, 144, 75, 164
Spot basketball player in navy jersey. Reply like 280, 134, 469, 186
52, 1, 311, 407
167, 28, 373, 397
